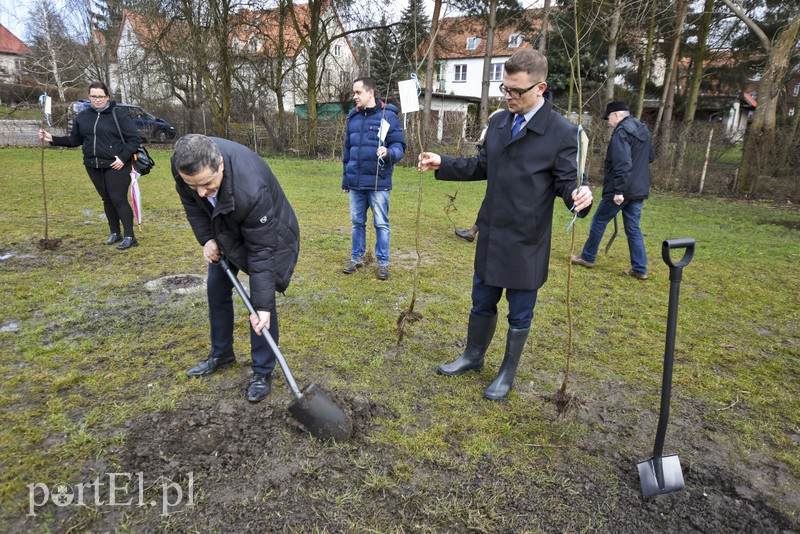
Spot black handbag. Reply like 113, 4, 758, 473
131, 144, 155, 175
111, 107, 156, 175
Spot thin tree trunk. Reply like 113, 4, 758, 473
479, 0, 498, 125
635, 1, 657, 119
605, 0, 624, 103
675, 0, 714, 180
538, 0, 551, 54
38, 0, 66, 100
654, 0, 688, 170
423, 0, 443, 142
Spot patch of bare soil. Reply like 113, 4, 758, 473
144, 274, 207, 295
37, 237, 62, 250
32, 371, 794, 533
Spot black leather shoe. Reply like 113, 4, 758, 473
186, 355, 236, 377
116, 237, 139, 250
247, 373, 272, 403
455, 229, 475, 242
104, 233, 123, 245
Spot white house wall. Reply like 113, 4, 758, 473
115, 18, 175, 105
438, 57, 509, 99
114, 9, 357, 113
289, 35, 357, 107
0, 53, 24, 83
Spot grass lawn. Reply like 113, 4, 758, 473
717, 144, 743, 164
0, 146, 798, 532
0, 106, 42, 120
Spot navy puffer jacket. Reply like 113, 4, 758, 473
603, 115, 655, 200
342, 100, 406, 191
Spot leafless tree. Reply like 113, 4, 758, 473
25, 0, 87, 100
652, 0, 688, 165
423, 0, 444, 140
720, 0, 800, 193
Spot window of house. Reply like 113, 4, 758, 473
508, 33, 524, 48
794, 83, 799, 97
454, 64, 467, 82
466, 37, 480, 50
334, 43, 342, 57
790, 107, 796, 117
490, 63, 503, 82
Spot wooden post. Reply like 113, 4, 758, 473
699, 128, 713, 193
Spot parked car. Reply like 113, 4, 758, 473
66, 101, 177, 143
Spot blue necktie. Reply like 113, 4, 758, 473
511, 114, 525, 137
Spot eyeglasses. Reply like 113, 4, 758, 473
88, 95, 108, 100
499, 82, 543, 99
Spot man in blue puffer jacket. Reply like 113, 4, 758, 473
341, 76, 406, 280
571, 100, 655, 279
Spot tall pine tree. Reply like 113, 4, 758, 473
397, 0, 429, 76
370, 14, 398, 99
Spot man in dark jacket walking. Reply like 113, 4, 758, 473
419, 49, 593, 400
341, 76, 406, 280
173, 134, 300, 403
570, 100, 654, 279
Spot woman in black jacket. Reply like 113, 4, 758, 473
39, 81, 142, 250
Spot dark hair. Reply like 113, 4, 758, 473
173, 134, 222, 175
504, 49, 548, 81
353, 77, 376, 92
88, 81, 109, 97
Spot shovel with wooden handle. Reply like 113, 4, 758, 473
637, 238, 695, 499
219, 258, 353, 441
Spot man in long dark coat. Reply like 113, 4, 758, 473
419, 49, 593, 400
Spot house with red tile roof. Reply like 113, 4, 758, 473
425, 10, 541, 100
0, 23, 32, 84
114, 6, 357, 113
412, 10, 541, 141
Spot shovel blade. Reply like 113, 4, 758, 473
637, 454, 685, 500
288, 383, 353, 441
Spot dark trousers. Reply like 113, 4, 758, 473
207, 262, 277, 375
86, 166, 135, 237
470, 274, 538, 330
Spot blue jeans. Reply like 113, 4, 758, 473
207, 262, 277, 376
349, 189, 390, 266
581, 198, 647, 273
471, 274, 539, 330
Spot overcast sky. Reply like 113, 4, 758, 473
1, 0, 544, 44
1, 0, 33, 39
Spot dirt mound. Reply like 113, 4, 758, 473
69, 386, 791, 533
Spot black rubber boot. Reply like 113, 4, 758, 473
437, 314, 498, 376
483, 328, 530, 400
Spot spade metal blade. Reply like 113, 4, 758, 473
637, 453, 685, 500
